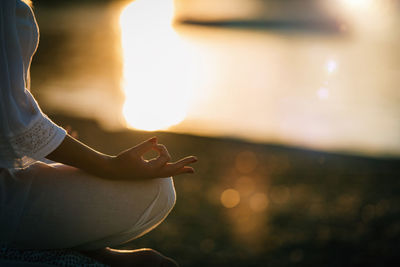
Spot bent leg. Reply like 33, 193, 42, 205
9, 161, 176, 250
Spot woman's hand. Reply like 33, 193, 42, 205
106, 137, 197, 180
46, 135, 197, 181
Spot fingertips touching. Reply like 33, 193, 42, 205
155, 144, 171, 162
155, 144, 171, 156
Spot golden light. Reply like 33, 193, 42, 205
249, 193, 269, 212
339, 0, 373, 9
220, 189, 241, 208
333, 0, 394, 34
119, 0, 194, 131
235, 176, 255, 196
326, 60, 338, 74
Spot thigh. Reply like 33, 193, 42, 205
9, 162, 175, 250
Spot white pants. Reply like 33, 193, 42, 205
0, 161, 176, 251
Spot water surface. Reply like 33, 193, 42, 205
32, 1, 400, 157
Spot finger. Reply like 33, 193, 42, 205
153, 144, 171, 167
172, 156, 197, 169
174, 166, 195, 176
163, 156, 197, 173
134, 137, 158, 155
158, 166, 194, 178
154, 144, 170, 158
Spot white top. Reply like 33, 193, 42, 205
0, 0, 66, 169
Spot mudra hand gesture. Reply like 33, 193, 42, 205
108, 137, 197, 180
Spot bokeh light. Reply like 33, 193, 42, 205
249, 193, 269, 212
339, 0, 373, 10
221, 188, 241, 208
326, 59, 338, 74
235, 176, 256, 196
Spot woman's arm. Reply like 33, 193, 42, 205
0, 0, 67, 169
46, 135, 197, 180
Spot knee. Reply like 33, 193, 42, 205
125, 178, 176, 240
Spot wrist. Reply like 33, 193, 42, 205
96, 154, 117, 179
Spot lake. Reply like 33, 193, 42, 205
32, 0, 400, 157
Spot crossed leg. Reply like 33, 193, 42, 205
3, 161, 177, 266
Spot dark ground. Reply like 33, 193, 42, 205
52, 114, 400, 267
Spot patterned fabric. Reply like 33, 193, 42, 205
0, 246, 109, 267
0, 114, 66, 169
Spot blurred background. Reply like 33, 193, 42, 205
31, 0, 399, 266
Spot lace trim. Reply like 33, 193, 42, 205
9, 116, 59, 156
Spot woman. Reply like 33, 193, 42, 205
0, 0, 197, 266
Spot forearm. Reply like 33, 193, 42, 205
46, 135, 197, 180
46, 134, 113, 178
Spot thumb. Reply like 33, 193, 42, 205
135, 137, 157, 155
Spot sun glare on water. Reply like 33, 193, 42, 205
120, 0, 193, 131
